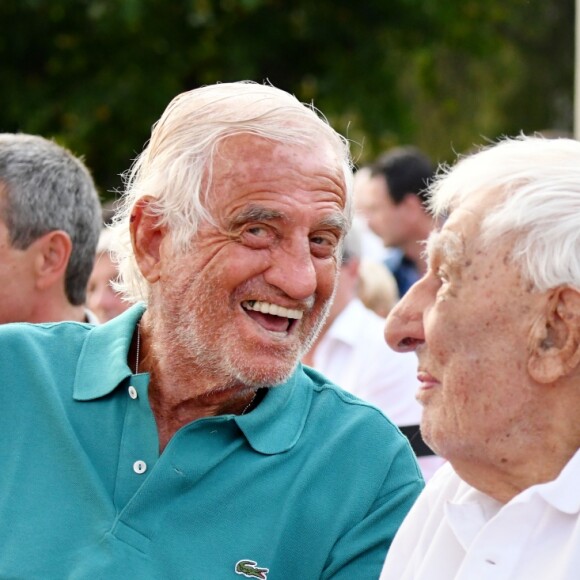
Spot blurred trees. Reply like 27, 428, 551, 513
0, 0, 574, 198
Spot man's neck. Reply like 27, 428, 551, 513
451, 427, 580, 503
149, 379, 257, 452
136, 318, 257, 452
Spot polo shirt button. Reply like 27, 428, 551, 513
133, 460, 147, 474
128, 386, 138, 399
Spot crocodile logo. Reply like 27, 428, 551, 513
235, 559, 269, 579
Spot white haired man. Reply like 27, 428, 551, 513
380, 135, 580, 579
0, 82, 423, 578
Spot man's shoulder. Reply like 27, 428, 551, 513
0, 322, 94, 410
0, 321, 91, 375
297, 364, 424, 485
0, 319, 91, 348
301, 365, 415, 441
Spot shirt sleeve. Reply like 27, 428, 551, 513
322, 439, 425, 579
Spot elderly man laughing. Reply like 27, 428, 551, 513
380, 135, 580, 580
0, 82, 422, 579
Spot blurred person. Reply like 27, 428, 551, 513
303, 218, 445, 481
101, 197, 122, 225
0, 133, 101, 324
381, 135, 580, 579
353, 166, 390, 263
357, 258, 399, 318
0, 81, 423, 578
357, 146, 436, 296
86, 228, 130, 322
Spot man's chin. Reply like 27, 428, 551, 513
229, 359, 299, 389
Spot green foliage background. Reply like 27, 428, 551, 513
0, 0, 574, 199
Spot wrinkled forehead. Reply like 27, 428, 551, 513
433, 181, 508, 231
217, 132, 343, 168
209, 134, 348, 199
425, 191, 514, 273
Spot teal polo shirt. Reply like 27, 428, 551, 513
0, 304, 423, 579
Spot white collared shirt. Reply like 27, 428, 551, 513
311, 298, 444, 480
381, 449, 580, 579
84, 308, 100, 325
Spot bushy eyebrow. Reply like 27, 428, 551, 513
229, 205, 285, 228
228, 204, 349, 235
425, 230, 464, 268
317, 212, 349, 235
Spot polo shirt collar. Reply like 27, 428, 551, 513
234, 364, 312, 455
73, 303, 146, 400
74, 304, 312, 455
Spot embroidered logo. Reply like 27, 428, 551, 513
235, 559, 269, 579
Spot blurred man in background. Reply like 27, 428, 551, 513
356, 146, 435, 296
0, 133, 101, 323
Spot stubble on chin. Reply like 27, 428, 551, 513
154, 271, 334, 389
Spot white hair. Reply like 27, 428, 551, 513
429, 135, 580, 291
109, 81, 354, 303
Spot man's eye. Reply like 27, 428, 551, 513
246, 225, 269, 237
310, 234, 338, 257
240, 224, 275, 248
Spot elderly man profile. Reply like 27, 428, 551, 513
0, 133, 101, 323
0, 82, 423, 578
380, 135, 580, 579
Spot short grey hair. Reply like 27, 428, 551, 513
109, 81, 354, 303
429, 135, 580, 291
0, 134, 101, 305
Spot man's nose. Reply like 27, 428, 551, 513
264, 240, 318, 300
384, 280, 427, 353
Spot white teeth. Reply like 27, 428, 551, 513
242, 300, 303, 320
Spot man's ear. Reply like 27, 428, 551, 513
130, 196, 167, 284
528, 287, 580, 383
34, 230, 72, 291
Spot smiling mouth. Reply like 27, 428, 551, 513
241, 300, 303, 333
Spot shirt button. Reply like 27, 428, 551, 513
128, 386, 138, 399
133, 460, 147, 474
